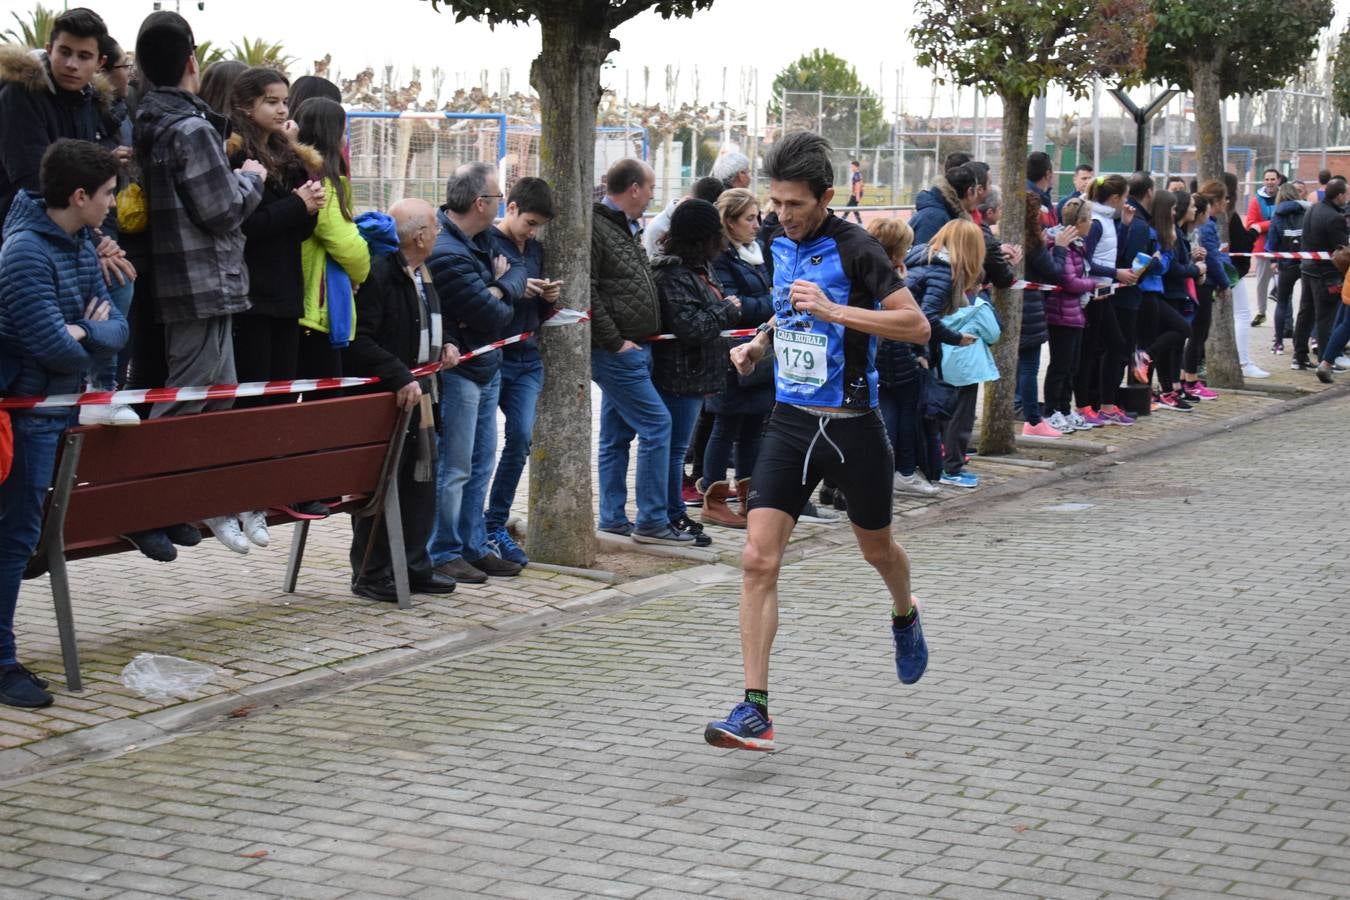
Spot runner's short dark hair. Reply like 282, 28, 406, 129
41, 139, 117, 209
763, 131, 834, 200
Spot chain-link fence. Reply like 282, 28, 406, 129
347, 112, 648, 213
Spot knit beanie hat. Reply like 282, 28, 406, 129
136, 11, 195, 88
667, 198, 723, 246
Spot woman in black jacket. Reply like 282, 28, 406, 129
651, 200, 742, 544
701, 189, 774, 525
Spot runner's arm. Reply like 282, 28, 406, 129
787, 280, 929, 344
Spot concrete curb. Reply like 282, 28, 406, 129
0, 562, 742, 784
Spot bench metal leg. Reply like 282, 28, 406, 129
282, 519, 310, 593
384, 483, 412, 610
47, 551, 81, 692
44, 434, 84, 692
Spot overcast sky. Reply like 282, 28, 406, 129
12, 0, 1350, 119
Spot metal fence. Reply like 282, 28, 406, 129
347, 112, 648, 213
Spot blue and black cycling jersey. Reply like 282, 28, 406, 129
769, 214, 903, 410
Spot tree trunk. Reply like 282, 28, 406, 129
525, 13, 610, 567
979, 92, 1029, 457
1192, 59, 1244, 390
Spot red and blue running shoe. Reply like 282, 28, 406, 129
704, 702, 775, 751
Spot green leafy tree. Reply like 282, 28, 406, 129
769, 49, 889, 151
3, 4, 56, 48
1145, 0, 1332, 389
195, 40, 228, 71
1336, 28, 1350, 119
427, 0, 716, 568
911, 0, 1148, 456
230, 36, 296, 73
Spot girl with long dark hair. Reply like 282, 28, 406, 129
295, 97, 370, 378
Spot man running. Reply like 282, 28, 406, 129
704, 131, 931, 752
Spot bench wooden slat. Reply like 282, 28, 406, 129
71, 393, 399, 483
63, 445, 388, 544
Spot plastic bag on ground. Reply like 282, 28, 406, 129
119, 653, 215, 702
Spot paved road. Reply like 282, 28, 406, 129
2, 396, 1349, 899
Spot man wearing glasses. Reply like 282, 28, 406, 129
426, 162, 528, 584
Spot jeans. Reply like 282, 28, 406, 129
1016, 344, 1043, 424
702, 412, 765, 485
1045, 325, 1081, 415
429, 369, 500, 565
485, 355, 544, 532
591, 345, 671, 532
0, 413, 71, 665
658, 391, 704, 522
1322, 299, 1350, 365
93, 278, 134, 391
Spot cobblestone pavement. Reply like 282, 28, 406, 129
1, 392, 1347, 898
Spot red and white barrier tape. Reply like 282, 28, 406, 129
0, 307, 595, 411
1228, 250, 1333, 259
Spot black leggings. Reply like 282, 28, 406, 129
1075, 300, 1123, 409
1183, 283, 1214, 374
1101, 303, 1135, 406
1146, 295, 1191, 391
1045, 325, 1082, 415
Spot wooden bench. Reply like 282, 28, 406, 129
24, 392, 415, 691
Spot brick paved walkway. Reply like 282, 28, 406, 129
1, 393, 1347, 898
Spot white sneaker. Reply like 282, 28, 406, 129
79, 403, 140, 426
893, 471, 940, 496
1336, 356, 1350, 369
1045, 411, 1075, 434
238, 510, 270, 548
1241, 363, 1270, 379
204, 515, 251, 554
1066, 410, 1093, 430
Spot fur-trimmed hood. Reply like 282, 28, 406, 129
225, 131, 324, 176
0, 44, 111, 111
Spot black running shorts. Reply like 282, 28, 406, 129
746, 403, 894, 531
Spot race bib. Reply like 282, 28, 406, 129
774, 329, 827, 387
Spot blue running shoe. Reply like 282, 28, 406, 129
892, 601, 928, 685
487, 527, 529, 567
704, 702, 775, 751
939, 470, 979, 489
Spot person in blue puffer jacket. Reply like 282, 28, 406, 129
0, 140, 127, 709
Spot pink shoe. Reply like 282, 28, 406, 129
1022, 420, 1062, 438
1189, 382, 1219, 400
